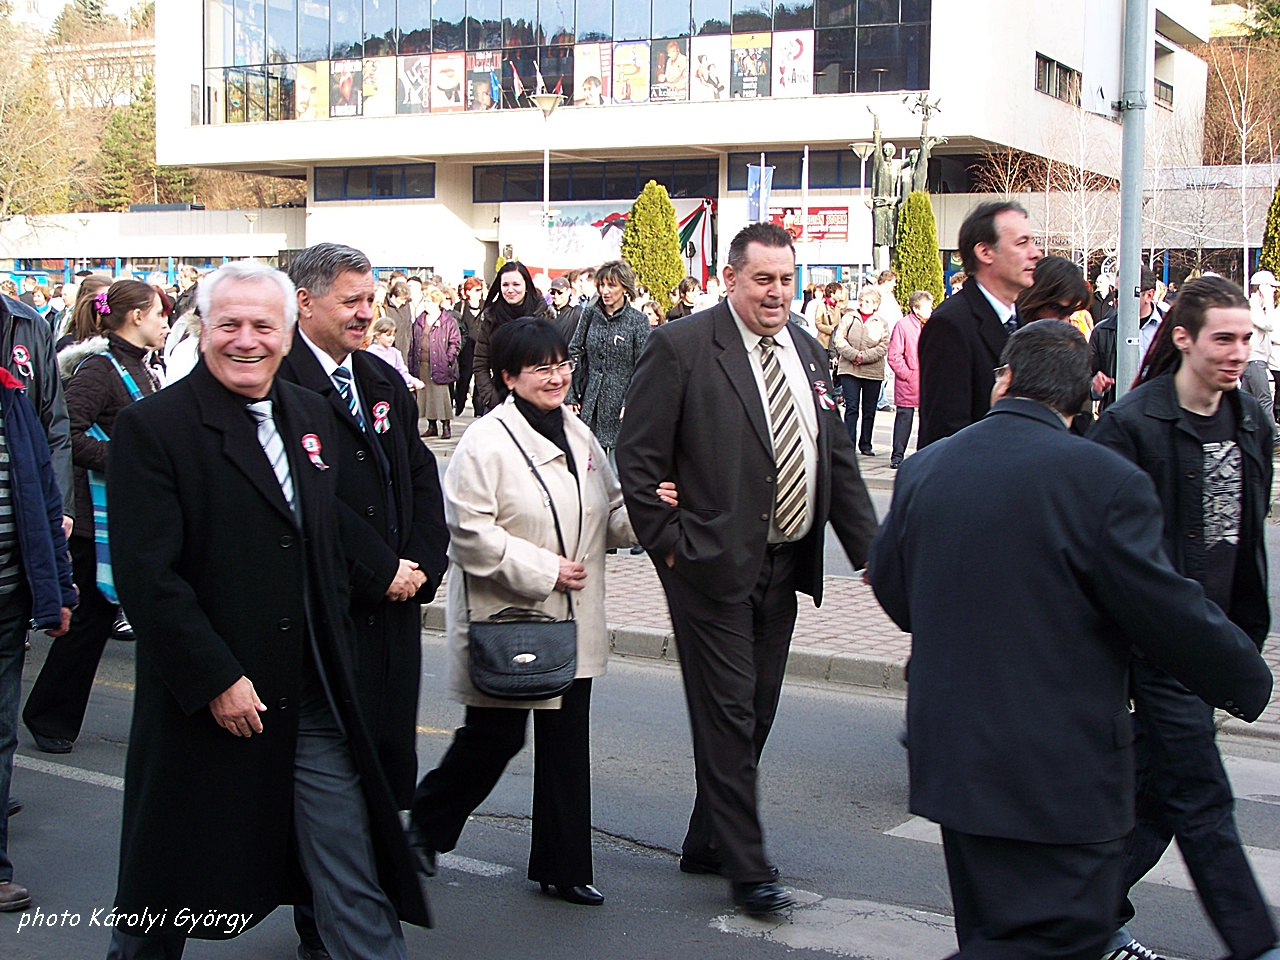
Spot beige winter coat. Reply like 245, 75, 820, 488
444, 396, 635, 709
832, 311, 889, 380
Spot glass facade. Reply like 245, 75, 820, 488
314, 162, 437, 199
204, 0, 928, 122
473, 157, 717, 201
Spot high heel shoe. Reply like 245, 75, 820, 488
540, 883, 604, 906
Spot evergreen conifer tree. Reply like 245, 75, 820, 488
621, 180, 685, 312
891, 191, 945, 309
1259, 178, 1280, 278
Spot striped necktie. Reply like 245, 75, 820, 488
759, 336, 807, 540
331, 366, 365, 431
246, 400, 296, 515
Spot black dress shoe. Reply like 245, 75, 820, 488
7, 797, 21, 817
540, 883, 604, 906
681, 855, 779, 879
731, 880, 794, 915
405, 827, 437, 877
31, 733, 73, 754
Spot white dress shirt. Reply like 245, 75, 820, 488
727, 301, 819, 543
976, 281, 1015, 328
299, 329, 365, 424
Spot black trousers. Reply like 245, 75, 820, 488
657, 544, 797, 883
941, 827, 1124, 959
839, 375, 881, 453
1117, 659, 1276, 960
23, 535, 117, 742
410, 677, 594, 886
891, 407, 915, 462
452, 339, 475, 416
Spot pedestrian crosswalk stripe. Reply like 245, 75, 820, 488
14, 754, 124, 791
436, 853, 514, 877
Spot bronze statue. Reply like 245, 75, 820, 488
869, 111, 899, 265
905, 92, 946, 195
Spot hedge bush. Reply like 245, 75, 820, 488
621, 180, 686, 312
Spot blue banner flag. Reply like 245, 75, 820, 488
747, 164, 775, 222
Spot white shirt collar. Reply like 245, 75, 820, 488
975, 281, 1015, 326
727, 298, 796, 353
298, 327, 352, 380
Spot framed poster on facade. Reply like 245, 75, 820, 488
573, 43, 612, 105
396, 55, 431, 114
362, 57, 396, 116
772, 30, 812, 98
612, 41, 650, 104
246, 69, 267, 122
431, 52, 466, 112
651, 38, 689, 102
329, 59, 363, 116
466, 51, 502, 110
730, 33, 770, 98
690, 35, 730, 101
296, 61, 329, 120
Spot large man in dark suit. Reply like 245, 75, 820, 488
917, 200, 1041, 448
868, 320, 1272, 959
280, 243, 449, 807
105, 261, 427, 959
617, 223, 878, 915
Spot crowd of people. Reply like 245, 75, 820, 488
0, 210, 1276, 960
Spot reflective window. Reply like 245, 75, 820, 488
474, 166, 505, 201
577, 0, 611, 41
504, 0, 538, 47
316, 166, 345, 199
330, 0, 363, 58
405, 165, 436, 196
807, 149, 840, 187
268, 62, 297, 118
692, 0, 729, 34
207, 0, 234, 68
541, 44, 574, 93
900, 0, 928, 21
298, 0, 330, 60
364, 0, 396, 55
813, 26, 854, 92
469, 0, 502, 49
549, 164, 571, 201
265, 0, 297, 61
771, 0, 812, 29
346, 167, 374, 197
235, 0, 266, 65
731, 0, 770, 32
857, 0, 896, 24
571, 164, 605, 200
671, 158, 716, 196
246, 68, 268, 121
855, 22, 928, 91
399, 0, 432, 53
503, 165, 541, 202
652, 0, 691, 37
226, 68, 248, 122
815, 0, 853, 27
434, 0, 466, 49
604, 163, 638, 199
503, 46, 537, 99
637, 161, 673, 192
540, 0, 574, 45
374, 166, 402, 196
615, 0, 651, 41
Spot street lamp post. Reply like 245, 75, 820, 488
530, 92, 564, 232
850, 142, 876, 276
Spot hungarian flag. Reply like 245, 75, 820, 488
533, 60, 546, 95
553, 76, 563, 96
511, 62, 526, 98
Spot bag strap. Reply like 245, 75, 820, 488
104, 353, 145, 402
462, 416, 576, 622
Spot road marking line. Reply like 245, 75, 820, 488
886, 816, 1280, 907
14, 754, 124, 791
714, 893, 955, 959
415, 725, 451, 735
1224, 755, 1280, 806
436, 853, 514, 877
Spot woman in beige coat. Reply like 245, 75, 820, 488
408, 318, 674, 909
832, 286, 889, 455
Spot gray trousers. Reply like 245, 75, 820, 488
1242, 360, 1275, 422
108, 692, 406, 960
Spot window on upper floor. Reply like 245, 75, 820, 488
1035, 53, 1081, 106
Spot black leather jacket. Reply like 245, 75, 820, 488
1090, 373, 1272, 647
0, 295, 73, 515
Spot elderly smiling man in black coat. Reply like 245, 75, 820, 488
868, 320, 1272, 960
104, 261, 427, 960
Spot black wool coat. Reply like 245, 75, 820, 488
106, 360, 430, 937
868, 398, 1272, 846
616, 300, 878, 605
278, 336, 449, 807
916, 277, 1010, 448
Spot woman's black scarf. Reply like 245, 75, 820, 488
513, 393, 577, 479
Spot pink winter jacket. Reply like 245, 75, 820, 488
887, 312, 923, 408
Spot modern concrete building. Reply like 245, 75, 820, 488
145, 2, 1211, 284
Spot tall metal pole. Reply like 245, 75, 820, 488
800, 145, 809, 294
1115, 0, 1149, 400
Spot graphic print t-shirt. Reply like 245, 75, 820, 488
1184, 401, 1241, 614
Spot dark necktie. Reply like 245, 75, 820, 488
1004, 313, 1018, 335
331, 366, 365, 431
759, 337, 807, 540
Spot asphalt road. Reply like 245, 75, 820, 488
6, 635, 1280, 960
